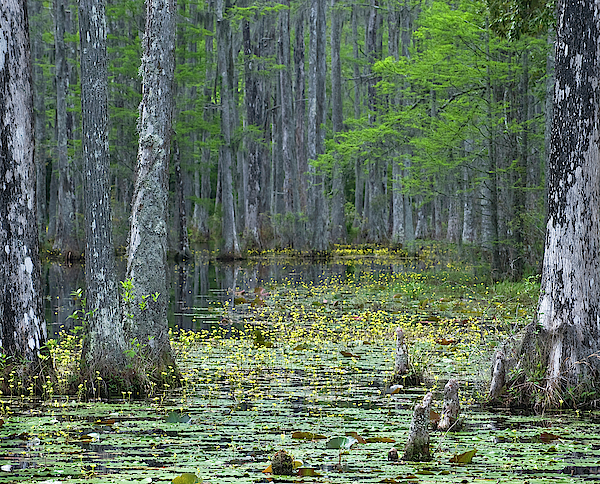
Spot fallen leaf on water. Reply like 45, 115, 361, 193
436, 338, 457, 345
94, 418, 115, 425
340, 351, 360, 358
297, 467, 322, 477
450, 448, 476, 464
262, 464, 273, 474
389, 385, 403, 395
292, 431, 327, 440
365, 436, 395, 443
539, 431, 561, 443
293, 343, 310, 351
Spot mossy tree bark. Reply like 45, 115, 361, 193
508, 0, 600, 408
0, 0, 52, 387
124, 0, 180, 386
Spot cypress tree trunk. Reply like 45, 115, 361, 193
279, 1, 303, 246
0, 0, 51, 387
364, 0, 387, 243
28, 0, 49, 242
53, 0, 79, 255
79, 0, 133, 395
216, 0, 240, 257
515, 0, 600, 407
242, 18, 263, 248
294, 7, 307, 211
307, 0, 328, 250
124, 0, 179, 383
330, 0, 346, 244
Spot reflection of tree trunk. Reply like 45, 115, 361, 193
48, 263, 84, 333
175, 262, 191, 329
174, 143, 191, 259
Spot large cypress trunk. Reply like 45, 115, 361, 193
124, 0, 179, 381
79, 0, 133, 395
503, 0, 600, 408
535, 0, 600, 401
0, 0, 51, 386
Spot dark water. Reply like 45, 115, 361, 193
42, 251, 422, 337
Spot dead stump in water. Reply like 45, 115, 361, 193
403, 392, 432, 461
271, 450, 294, 475
394, 327, 409, 376
390, 327, 420, 386
438, 379, 460, 431
489, 350, 506, 400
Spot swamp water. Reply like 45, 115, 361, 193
3, 253, 600, 483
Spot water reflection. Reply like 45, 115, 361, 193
43, 250, 423, 336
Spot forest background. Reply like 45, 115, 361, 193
34, 0, 554, 279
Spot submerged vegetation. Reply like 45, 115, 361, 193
3, 250, 600, 483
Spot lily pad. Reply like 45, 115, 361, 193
166, 411, 192, 424
172, 473, 200, 484
327, 436, 358, 449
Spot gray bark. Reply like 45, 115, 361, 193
403, 392, 432, 461
482, 21, 500, 276
0, 0, 50, 383
461, 163, 476, 243
391, 159, 405, 244
194, 4, 215, 240
124, 0, 179, 378
294, 7, 307, 212
79, 0, 130, 390
28, 0, 48, 242
307, 0, 328, 250
446, 185, 460, 244
528, 0, 600, 403
279, 2, 303, 246
53, 0, 79, 254
438, 379, 460, 431
216, 0, 240, 257
364, 0, 387, 243
330, 0, 346, 244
